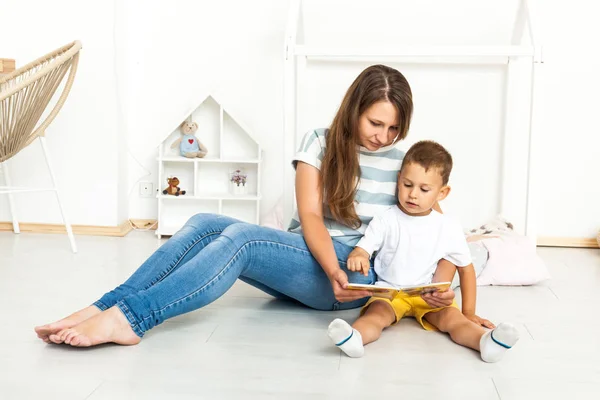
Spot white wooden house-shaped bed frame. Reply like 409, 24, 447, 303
283, 0, 543, 240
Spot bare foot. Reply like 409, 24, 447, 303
35, 306, 102, 343
51, 306, 141, 347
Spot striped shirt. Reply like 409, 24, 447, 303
288, 128, 405, 247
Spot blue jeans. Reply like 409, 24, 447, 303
94, 213, 376, 337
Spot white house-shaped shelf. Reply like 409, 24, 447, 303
156, 94, 262, 237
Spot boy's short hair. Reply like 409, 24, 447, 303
401, 140, 453, 185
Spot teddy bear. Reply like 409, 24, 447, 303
162, 177, 186, 196
170, 121, 208, 158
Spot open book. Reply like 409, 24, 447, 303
346, 281, 452, 300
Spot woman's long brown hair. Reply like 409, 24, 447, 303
321, 65, 413, 229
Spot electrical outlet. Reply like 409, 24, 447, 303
139, 182, 154, 197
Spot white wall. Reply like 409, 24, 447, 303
533, 0, 600, 238
124, 0, 290, 221
2, 0, 599, 239
0, 0, 127, 226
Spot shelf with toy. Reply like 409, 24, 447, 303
158, 156, 261, 164
195, 162, 258, 197
160, 165, 195, 197
161, 177, 190, 197
159, 156, 195, 163
190, 96, 221, 157
157, 94, 262, 238
157, 193, 261, 201
170, 121, 208, 159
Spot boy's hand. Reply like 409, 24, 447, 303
347, 247, 371, 276
465, 313, 495, 329
421, 289, 455, 308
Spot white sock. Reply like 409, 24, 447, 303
328, 318, 364, 358
480, 322, 519, 363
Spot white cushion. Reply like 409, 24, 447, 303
476, 233, 550, 286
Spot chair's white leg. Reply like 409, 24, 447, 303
1, 161, 20, 234
39, 137, 77, 253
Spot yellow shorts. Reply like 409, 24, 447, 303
360, 296, 459, 331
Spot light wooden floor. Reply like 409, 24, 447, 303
0, 231, 598, 399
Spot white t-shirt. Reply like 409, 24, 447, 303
356, 206, 472, 287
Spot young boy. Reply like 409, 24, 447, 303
327, 140, 519, 362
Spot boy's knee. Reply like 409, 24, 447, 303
429, 307, 462, 332
363, 301, 396, 326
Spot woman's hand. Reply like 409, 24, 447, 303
421, 288, 455, 308
347, 247, 371, 277
329, 269, 371, 303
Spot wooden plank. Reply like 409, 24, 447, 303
537, 237, 599, 249
0, 221, 132, 237
0, 219, 159, 236
1, 220, 595, 247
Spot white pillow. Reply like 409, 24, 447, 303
476, 233, 550, 286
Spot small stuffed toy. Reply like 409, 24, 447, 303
171, 121, 208, 158
163, 177, 186, 196
466, 215, 514, 241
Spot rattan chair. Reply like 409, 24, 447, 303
0, 41, 82, 253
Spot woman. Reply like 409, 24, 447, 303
35, 64, 456, 347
